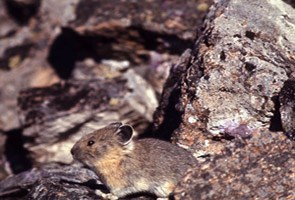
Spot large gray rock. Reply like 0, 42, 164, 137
154, 0, 295, 152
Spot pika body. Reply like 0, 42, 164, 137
71, 122, 196, 199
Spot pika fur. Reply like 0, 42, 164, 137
71, 122, 196, 199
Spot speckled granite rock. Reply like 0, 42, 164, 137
154, 0, 295, 153
174, 130, 295, 199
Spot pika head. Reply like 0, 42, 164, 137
70, 122, 135, 169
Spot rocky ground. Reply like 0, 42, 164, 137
0, 0, 294, 199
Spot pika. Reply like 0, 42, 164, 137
71, 122, 196, 199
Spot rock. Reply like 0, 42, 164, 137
0, 131, 8, 180
71, 0, 211, 41
154, 0, 295, 154
25, 179, 101, 200
174, 130, 295, 199
0, 162, 157, 199
156, 0, 295, 198
0, 0, 63, 131
40, 0, 79, 27
0, 0, 212, 131
4, 0, 41, 25
153, 49, 194, 140
0, 1, 18, 40
47, 0, 212, 80
0, 51, 59, 131
279, 79, 295, 140
7, 0, 294, 199
0, 163, 102, 200
17, 71, 157, 164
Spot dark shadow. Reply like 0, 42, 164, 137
47, 23, 194, 81
47, 28, 83, 80
4, 0, 41, 25
47, 27, 114, 79
212, 135, 235, 141
82, 179, 109, 192
152, 88, 183, 141
269, 96, 283, 132
138, 123, 154, 139
47, 25, 193, 80
0, 43, 33, 70
135, 26, 191, 55
4, 128, 32, 174
0, 188, 28, 199
278, 79, 295, 140
282, 0, 295, 8
149, 49, 196, 141
121, 192, 157, 200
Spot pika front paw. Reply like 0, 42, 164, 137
95, 190, 118, 200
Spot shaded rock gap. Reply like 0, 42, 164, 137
269, 95, 283, 132
48, 25, 193, 80
4, 129, 32, 174
4, 0, 41, 25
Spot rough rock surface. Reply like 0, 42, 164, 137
17, 71, 157, 164
154, 0, 295, 199
0, 0, 211, 131
0, 0, 210, 169
1, 0, 294, 199
0, 0, 212, 199
70, 0, 208, 41
154, 0, 295, 152
0, 163, 102, 200
174, 130, 294, 199
0, 162, 156, 199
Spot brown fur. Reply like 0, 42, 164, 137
71, 122, 196, 198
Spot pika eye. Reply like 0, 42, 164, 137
87, 140, 95, 146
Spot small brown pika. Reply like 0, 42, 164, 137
71, 122, 196, 199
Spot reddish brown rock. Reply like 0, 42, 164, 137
174, 131, 294, 199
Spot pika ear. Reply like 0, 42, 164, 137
115, 124, 134, 145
